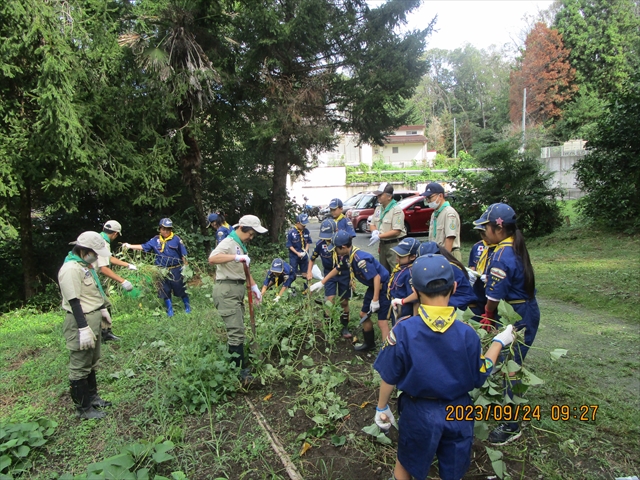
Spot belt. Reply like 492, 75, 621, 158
380, 237, 402, 245
161, 264, 182, 269
215, 279, 245, 285
451, 247, 460, 251
507, 299, 526, 304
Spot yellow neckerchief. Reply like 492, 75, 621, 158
490, 236, 514, 263
387, 262, 410, 299
475, 240, 497, 274
296, 225, 306, 250
222, 221, 230, 228
158, 232, 174, 253
335, 213, 345, 223
418, 304, 457, 333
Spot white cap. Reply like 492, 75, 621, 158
70, 231, 110, 258
234, 215, 268, 234
103, 220, 122, 233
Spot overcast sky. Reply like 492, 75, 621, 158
403, 0, 555, 52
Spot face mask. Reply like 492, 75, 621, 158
83, 253, 98, 263
428, 200, 439, 209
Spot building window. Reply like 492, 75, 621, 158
374, 148, 379, 154
406, 131, 418, 135
392, 147, 399, 154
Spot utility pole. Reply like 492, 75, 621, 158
520, 88, 527, 153
453, 118, 457, 158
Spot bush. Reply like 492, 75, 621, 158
575, 80, 640, 233
452, 137, 564, 238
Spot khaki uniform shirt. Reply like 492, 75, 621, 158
373, 202, 406, 238
58, 261, 106, 313
429, 204, 460, 250
209, 235, 246, 281
93, 239, 111, 270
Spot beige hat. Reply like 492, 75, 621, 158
70, 231, 110, 258
103, 220, 122, 233
234, 215, 268, 234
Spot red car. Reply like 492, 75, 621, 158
366, 195, 434, 234
347, 190, 418, 232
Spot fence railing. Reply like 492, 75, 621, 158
540, 144, 587, 159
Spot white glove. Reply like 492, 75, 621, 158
310, 282, 324, 293
375, 405, 398, 431
251, 284, 262, 303
370, 300, 380, 312
121, 280, 133, 291
368, 230, 380, 246
128, 263, 137, 270
298, 251, 307, 259
273, 295, 281, 303
122, 243, 131, 249
100, 308, 112, 326
78, 326, 97, 350
391, 298, 403, 309
235, 254, 251, 265
480, 274, 487, 284
493, 325, 516, 347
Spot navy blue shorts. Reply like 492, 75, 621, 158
324, 275, 351, 300
158, 266, 187, 299
511, 299, 540, 365
289, 254, 309, 280
397, 394, 473, 480
362, 282, 390, 320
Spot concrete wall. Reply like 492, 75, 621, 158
287, 167, 348, 207
541, 155, 584, 199
373, 143, 427, 166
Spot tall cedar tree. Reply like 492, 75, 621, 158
509, 22, 577, 126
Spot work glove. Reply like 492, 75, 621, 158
298, 251, 307, 259
100, 308, 112, 329
310, 282, 324, 293
122, 243, 131, 249
493, 325, 516, 347
235, 254, 251, 265
375, 405, 398, 431
368, 230, 380, 246
480, 307, 495, 332
370, 300, 380, 312
251, 284, 262, 303
128, 263, 137, 270
121, 280, 133, 291
78, 326, 97, 350
273, 295, 281, 304
391, 298, 403, 317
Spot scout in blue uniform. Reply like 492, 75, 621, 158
208, 212, 231, 245
286, 213, 312, 293
310, 230, 391, 351
307, 219, 353, 338
469, 211, 499, 318
373, 254, 516, 480
474, 202, 540, 445
260, 258, 296, 303
328, 198, 356, 237
124, 218, 190, 317
388, 238, 420, 322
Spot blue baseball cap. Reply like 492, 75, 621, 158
473, 203, 517, 227
318, 218, 337, 239
418, 241, 440, 256
296, 213, 310, 225
207, 213, 220, 225
411, 254, 455, 294
328, 198, 343, 209
421, 182, 445, 197
327, 230, 351, 251
391, 237, 420, 257
269, 258, 285, 274
159, 218, 173, 228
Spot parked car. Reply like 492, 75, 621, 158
317, 192, 364, 220
365, 195, 434, 234
347, 190, 418, 232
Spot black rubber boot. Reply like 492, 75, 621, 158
87, 370, 112, 408
102, 328, 121, 342
70, 378, 106, 419
354, 330, 376, 351
228, 345, 253, 385
340, 312, 352, 338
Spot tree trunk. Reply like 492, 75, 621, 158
19, 182, 37, 300
181, 128, 212, 254
269, 146, 289, 243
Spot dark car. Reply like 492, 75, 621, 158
347, 190, 418, 232
366, 195, 434, 234
318, 192, 364, 220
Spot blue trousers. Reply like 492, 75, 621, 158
158, 266, 187, 300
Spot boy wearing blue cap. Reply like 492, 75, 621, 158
307, 219, 352, 338
124, 218, 190, 317
388, 237, 420, 322
328, 198, 356, 237
310, 230, 391, 351
373, 254, 515, 480
287, 213, 313, 293
473, 203, 540, 444
208, 212, 231, 245
261, 258, 296, 303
